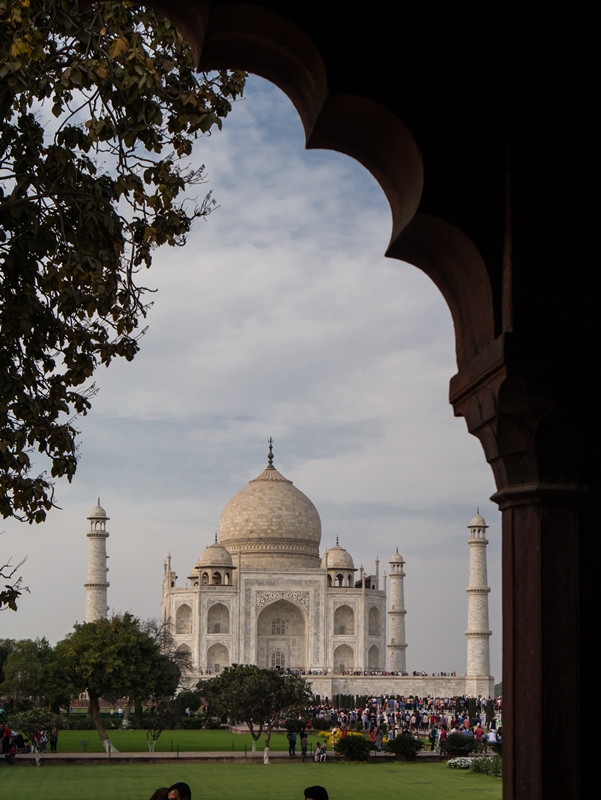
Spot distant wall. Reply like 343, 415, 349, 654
194, 672, 494, 699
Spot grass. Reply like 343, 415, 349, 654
0, 762, 502, 799
55, 728, 316, 753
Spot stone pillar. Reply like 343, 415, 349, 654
465, 511, 492, 684
84, 500, 110, 622
387, 549, 407, 672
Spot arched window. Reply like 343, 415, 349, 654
175, 604, 192, 634
347, 574, 353, 586
207, 603, 230, 634
334, 604, 355, 635
271, 649, 286, 669
368, 606, 381, 636
336, 573, 344, 587
271, 617, 286, 635
368, 645, 380, 670
212, 571, 222, 585
327, 574, 332, 587
202, 572, 209, 585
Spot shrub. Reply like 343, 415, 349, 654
448, 757, 472, 769
310, 718, 332, 731
470, 755, 502, 777
63, 717, 96, 731
334, 733, 373, 762
441, 732, 477, 758
174, 716, 205, 730
283, 718, 308, 732
384, 733, 425, 762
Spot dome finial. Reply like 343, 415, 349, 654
267, 437, 274, 468
214, 532, 218, 543
336, 535, 339, 546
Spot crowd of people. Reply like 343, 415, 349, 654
298, 693, 502, 755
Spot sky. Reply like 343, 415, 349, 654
1, 75, 501, 680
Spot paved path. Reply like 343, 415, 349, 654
12, 749, 443, 766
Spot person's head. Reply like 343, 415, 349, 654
168, 783, 192, 800
149, 790, 170, 800
304, 787, 329, 800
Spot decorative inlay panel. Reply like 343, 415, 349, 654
256, 590, 309, 612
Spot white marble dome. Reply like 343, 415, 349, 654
218, 463, 322, 569
197, 540, 233, 568
88, 501, 108, 520
469, 511, 487, 528
321, 542, 355, 570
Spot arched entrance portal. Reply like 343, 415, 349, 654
256, 599, 307, 670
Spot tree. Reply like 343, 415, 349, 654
202, 665, 313, 763
144, 697, 180, 752
0, 636, 16, 680
0, 0, 245, 523
7, 706, 61, 764
0, 636, 53, 709
60, 612, 180, 750
0, 556, 27, 610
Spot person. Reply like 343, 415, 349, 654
2, 724, 10, 754
49, 727, 58, 752
5, 742, 16, 764
374, 726, 383, 751
304, 788, 329, 800
300, 731, 308, 762
287, 728, 297, 756
149, 790, 170, 800
314, 742, 322, 762
429, 726, 437, 751
320, 740, 327, 762
167, 783, 191, 800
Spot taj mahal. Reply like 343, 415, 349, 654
84, 440, 494, 698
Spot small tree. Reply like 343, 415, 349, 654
59, 613, 180, 751
145, 698, 179, 752
202, 665, 312, 763
8, 707, 61, 765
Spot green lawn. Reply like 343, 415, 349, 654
0, 762, 502, 799
56, 728, 315, 753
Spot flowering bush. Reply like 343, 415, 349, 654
471, 755, 502, 777
448, 757, 473, 769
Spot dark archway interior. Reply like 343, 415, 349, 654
137, 3, 594, 796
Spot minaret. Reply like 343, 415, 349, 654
466, 509, 492, 677
387, 549, 407, 672
84, 500, 110, 622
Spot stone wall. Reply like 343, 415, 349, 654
195, 672, 494, 699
